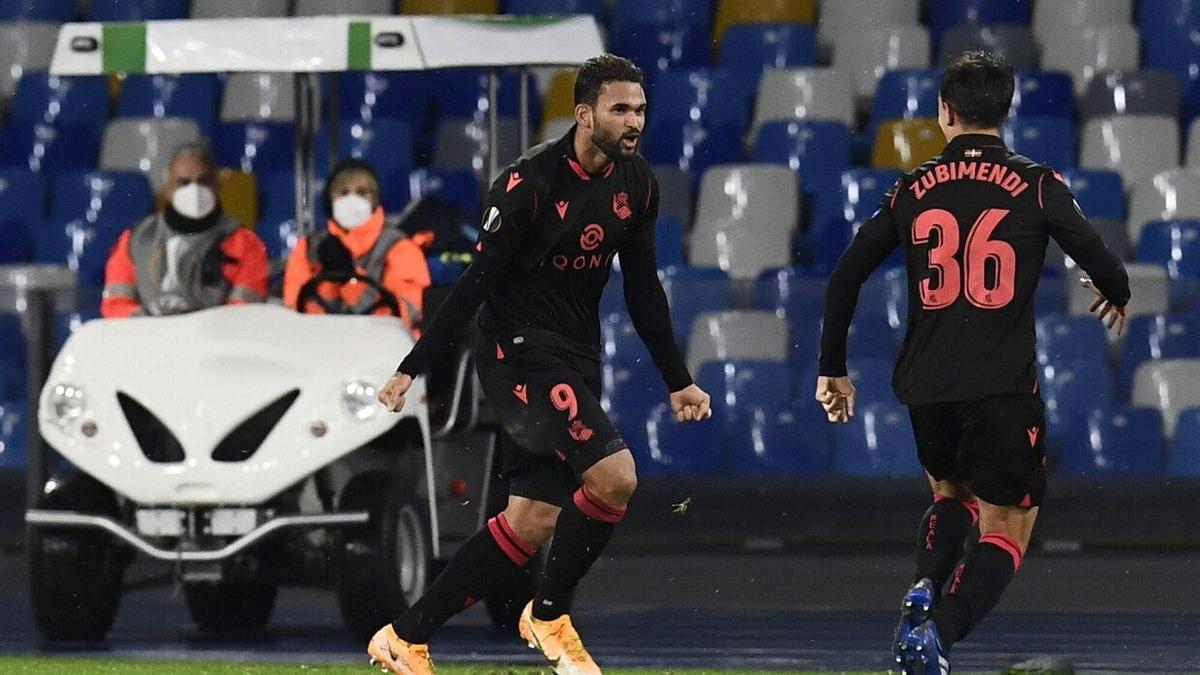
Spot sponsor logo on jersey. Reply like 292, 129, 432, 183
580, 223, 605, 251
612, 192, 632, 220
482, 206, 502, 233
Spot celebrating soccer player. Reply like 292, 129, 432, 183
816, 52, 1131, 674
368, 53, 712, 675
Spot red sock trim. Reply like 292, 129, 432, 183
495, 513, 535, 558
979, 532, 1024, 571
933, 494, 980, 525
487, 515, 531, 565
573, 486, 626, 524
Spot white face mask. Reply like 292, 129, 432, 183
171, 182, 217, 220
332, 193, 375, 230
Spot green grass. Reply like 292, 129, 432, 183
0, 657, 882, 674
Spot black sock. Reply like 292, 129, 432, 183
914, 496, 978, 588
391, 512, 535, 643
532, 485, 626, 621
930, 532, 1023, 648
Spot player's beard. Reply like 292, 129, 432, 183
592, 125, 639, 162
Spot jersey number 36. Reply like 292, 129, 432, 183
912, 208, 1016, 310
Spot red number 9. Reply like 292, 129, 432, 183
550, 383, 579, 420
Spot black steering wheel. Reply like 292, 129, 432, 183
296, 270, 403, 317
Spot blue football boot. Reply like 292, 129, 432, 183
898, 620, 951, 675
893, 578, 937, 665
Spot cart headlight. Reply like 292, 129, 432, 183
50, 383, 86, 430
341, 381, 378, 421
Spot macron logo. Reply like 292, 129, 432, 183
556, 200, 569, 219
506, 171, 523, 192
1026, 426, 1040, 447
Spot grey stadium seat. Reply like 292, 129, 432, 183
939, 25, 1039, 70
434, 116, 523, 184
100, 118, 201, 191
0, 22, 58, 107
751, 68, 854, 139
833, 26, 931, 104
1132, 359, 1200, 438
1183, 118, 1200, 167
1047, 218, 1129, 275
1080, 70, 1180, 120
690, 164, 799, 281
817, 0, 920, 59
190, 0, 290, 17
685, 310, 790, 375
221, 72, 310, 123
1080, 115, 1179, 191
1067, 262, 1168, 318
652, 164, 694, 228
1032, 0, 1132, 47
1041, 24, 1140, 96
1126, 169, 1200, 245
294, 0, 395, 15
538, 117, 574, 144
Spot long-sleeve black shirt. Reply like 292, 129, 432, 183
398, 126, 692, 392
819, 133, 1131, 405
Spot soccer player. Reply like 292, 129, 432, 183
816, 52, 1131, 674
367, 53, 713, 675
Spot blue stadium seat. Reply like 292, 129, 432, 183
1040, 358, 1113, 438
847, 312, 903, 359
433, 69, 541, 127
753, 120, 851, 231
0, 219, 32, 264
650, 67, 756, 132
53, 289, 102, 351
870, 69, 942, 129
1035, 275, 1067, 316
0, 316, 25, 402
696, 359, 791, 435
507, 0, 606, 24
728, 403, 833, 475
659, 265, 734, 343
1011, 70, 1076, 120
927, 0, 1032, 44
1059, 405, 1165, 476
1117, 313, 1200, 399
601, 311, 652, 369
33, 217, 125, 288
611, 0, 711, 37
0, 122, 98, 175
0, 0, 75, 21
0, 168, 45, 234
832, 402, 921, 476
406, 168, 480, 219
654, 215, 685, 268
807, 168, 900, 263
118, 74, 220, 138
1136, 220, 1200, 280
857, 270, 907, 325
0, 400, 28, 471
336, 70, 436, 133
1138, 0, 1200, 36
793, 357, 896, 409
336, 119, 414, 212
611, 23, 709, 81
1004, 117, 1077, 168
1143, 26, 1200, 92
10, 74, 109, 139
1167, 407, 1200, 475
717, 23, 816, 84
602, 359, 660, 459
51, 170, 153, 224
1059, 169, 1125, 221
752, 266, 825, 366
642, 401, 723, 475
1035, 314, 1110, 366
214, 121, 294, 174
642, 120, 743, 185
87, 0, 189, 20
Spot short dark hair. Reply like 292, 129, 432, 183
939, 51, 1015, 129
573, 53, 644, 107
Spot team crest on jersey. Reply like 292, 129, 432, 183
612, 192, 632, 220
482, 206, 502, 233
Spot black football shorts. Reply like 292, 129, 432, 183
907, 393, 1048, 507
476, 331, 628, 507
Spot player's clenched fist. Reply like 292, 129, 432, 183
669, 383, 713, 422
378, 372, 413, 413
815, 375, 856, 424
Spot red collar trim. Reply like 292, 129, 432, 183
565, 156, 616, 181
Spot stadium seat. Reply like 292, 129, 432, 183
1041, 25, 1141, 97
831, 402, 921, 476
641, 120, 744, 185
1126, 169, 1200, 245
1132, 358, 1200, 437
686, 311, 790, 376
816, 0, 920, 59
51, 170, 153, 224
1143, 26, 1200, 94
338, 70, 436, 134
611, 23, 708, 80
88, 0, 188, 20
601, 311, 652, 369
1080, 116, 1180, 191
834, 26, 931, 104
728, 403, 833, 475
1010, 70, 1076, 120
642, 400, 723, 475
652, 164, 693, 227
611, 0, 711, 35
0, 168, 45, 233
691, 165, 799, 280
1137, 220, 1200, 279
1185, 117, 1200, 165
659, 265, 734, 342
216, 169, 258, 228
1069, 262, 1170, 318
0, 122, 98, 175
297, 0, 394, 13
221, 73, 305, 123
433, 117, 523, 183
190, 0, 290, 17
10, 74, 109, 140
1059, 169, 1126, 222
938, 25, 1038, 70
0, 401, 28, 472
1167, 408, 1200, 475
100, 118, 201, 191
434, 69, 540, 124
33, 217, 125, 289
1059, 405, 1165, 476
752, 120, 851, 229
508, 0, 604, 23
1003, 117, 1076, 169
869, 69, 942, 130
697, 358, 791, 434
837, 168, 900, 226
654, 215, 685, 269
214, 121, 294, 175
401, 0, 497, 13
336, 119, 414, 212
753, 266, 825, 319
1034, 0, 1132, 46
117, 73, 220, 139
0, 219, 31, 264
539, 69, 577, 126
0, 314, 25, 396
712, 0, 815, 47
1040, 358, 1113, 436
0, 22, 57, 106
1081, 70, 1180, 121
751, 68, 855, 137
926, 0, 1031, 44
871, 119, 945, 171
651, 67, 756, 132
406, 167, 480, 218
717, 23, 816, 85
602, 360, 658, 459
1138, 0, 1200, 34
1035, 314, 1109, 366
1036, 275, 1067, 316
1118, 313, 1200, 398
0, 0, 73, 21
